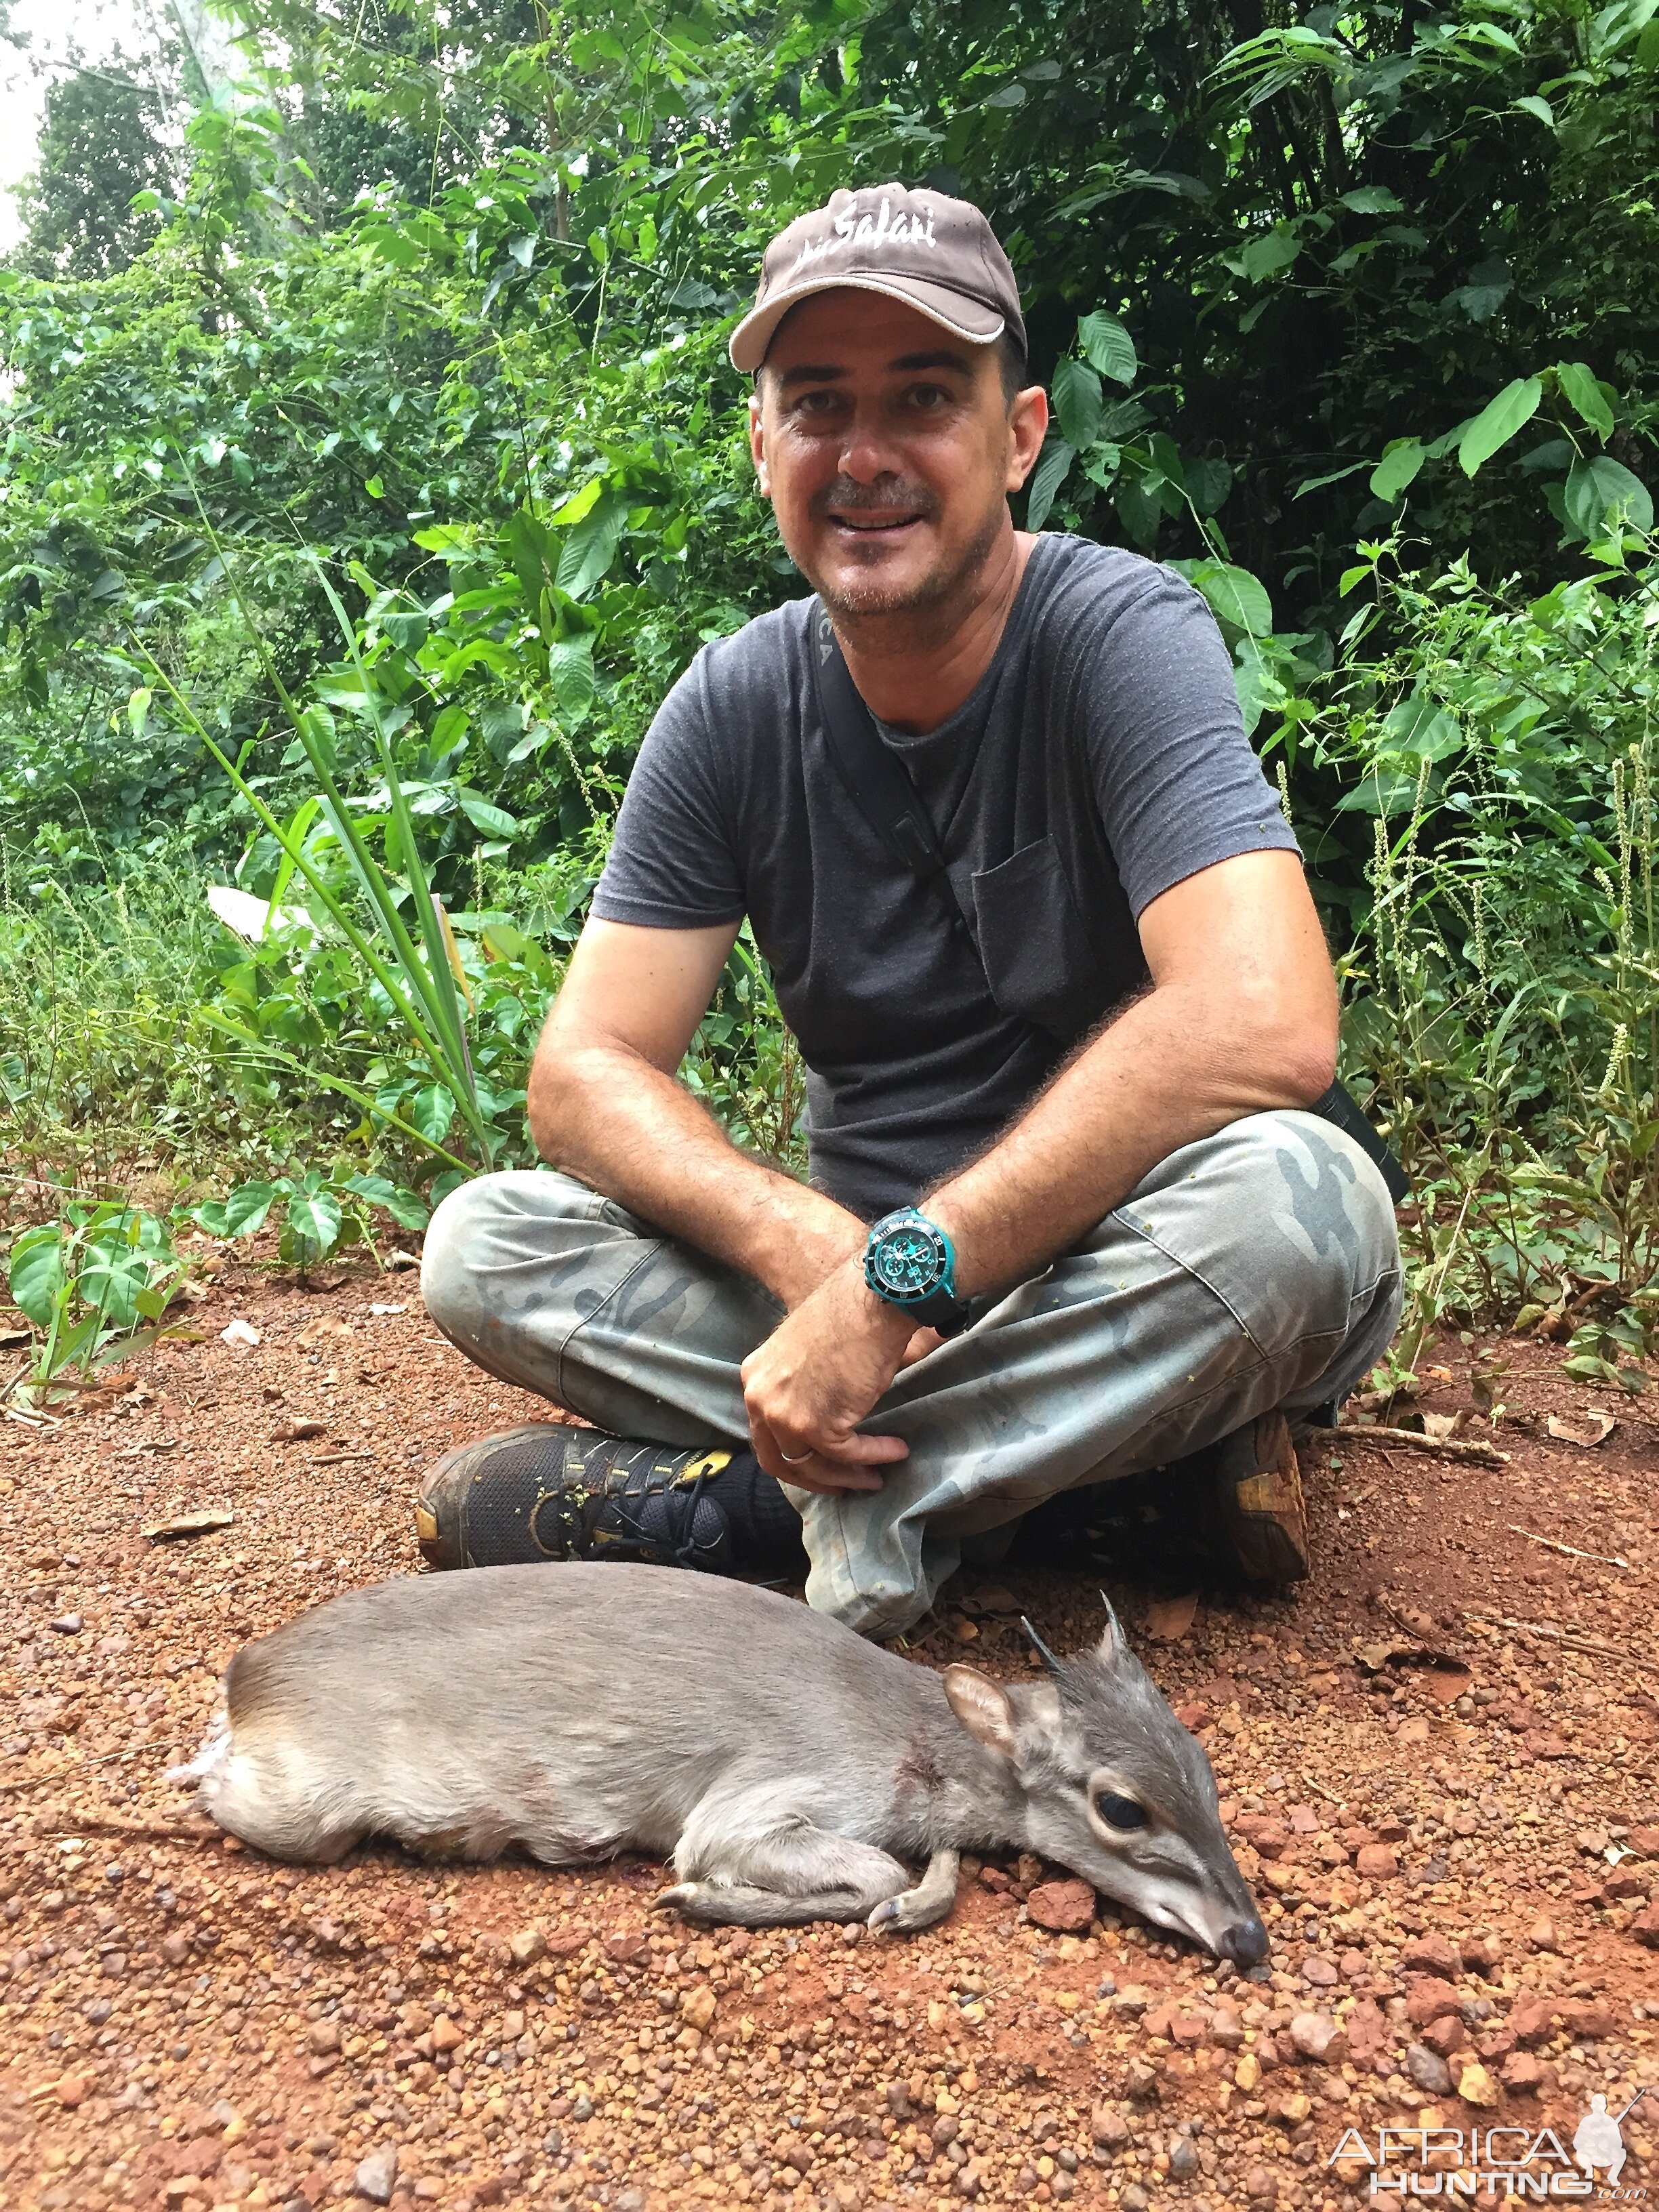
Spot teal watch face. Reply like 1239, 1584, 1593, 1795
866, 1210, 951, 1304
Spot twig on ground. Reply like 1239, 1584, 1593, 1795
1507, 1525, 1630, 1570
1338, 1423, 1509, 1465
1300, 1770, 1347, 1807
308, 1450, 375, 1465
1486, 1615, 1659, 1675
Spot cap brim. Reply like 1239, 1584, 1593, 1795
729, 273, 1005, 373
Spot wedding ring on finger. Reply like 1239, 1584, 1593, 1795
779, 1448, 814, 1465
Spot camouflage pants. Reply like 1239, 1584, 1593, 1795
422, 1111, 1402, 1637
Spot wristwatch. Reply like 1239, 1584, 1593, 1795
862, 1208, 972, 1336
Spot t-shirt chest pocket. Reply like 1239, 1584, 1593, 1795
968, 834, 1110, 1042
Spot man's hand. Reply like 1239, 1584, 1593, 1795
740, 1258, 917, 1493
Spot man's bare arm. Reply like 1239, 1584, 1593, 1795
925, 849, 1338, 1292
737, 848, 1339, 1483
527, 918, 867, 1311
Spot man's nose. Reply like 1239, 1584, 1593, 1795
837, 408, 905, 485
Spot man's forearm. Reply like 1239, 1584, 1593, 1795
529, 1044, 864, 1309
926, 976, 1333, 1299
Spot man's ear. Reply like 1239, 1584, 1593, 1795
747, 389, 771, 496
943, 1665, 1017, 1760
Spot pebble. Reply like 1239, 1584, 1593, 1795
1289, 2009, 1338, 2059
1458, 2061, 1499, 2108
354, 2146, 398, 2204
1407, 2043, 1454, 2095
1026, 1877, 1097, 1933
47, 1613, 82, 1635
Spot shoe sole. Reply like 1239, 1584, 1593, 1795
1214, 1411, 1311, 1583
417, 1422, 577, 1570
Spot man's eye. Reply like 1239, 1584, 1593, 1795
1095, 1790, 1150, 1832
907, 384, 951, 409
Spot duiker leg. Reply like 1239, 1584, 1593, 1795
659, 1809, 916, 1927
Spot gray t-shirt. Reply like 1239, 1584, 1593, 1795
593, 533, 1298, 1220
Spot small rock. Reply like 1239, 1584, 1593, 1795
1422, 2014, 1467, 2058
220, 1318, 261, 1346
354, 2146, 398, 2204
508, 1927, 546, 1968
1405, 1978, 1462, 2028
605, 1930, 650, 1964
1627, 1824, 1659, 1858
1289, 2011, 1338, 2060
1456, 2062, 1498, 2108
1123, 2060, 1162, 2102
1500, 2051, 1553, 2095
1461, 1933, 1503, 1973
1406, 2044, 1453, 2095
430, 2015, 463, 2053
1561, 1999, 1616, 2040
1302, 1955, 1338, 1988
307, 2021, 341, 2055
48, 1614, 83, 1636
1399, 1932, 1461, 1978
1091, 2106, 1130, 2148
1628, 1904, 1659, 1950
1120, 2189, 1150, 2212
1233, 2053, 1261, 2091
1527, 1914, 1561, 1952
1026, 1878, 1097, 1933
1355, 1844, 1399, 1879
49, 2074, 87, 2108
1169, 2137, 1202, 2180
1244, 2163, 1279, 2203
1507, 1993, 1556, 2045
681, 1985, 716, 2030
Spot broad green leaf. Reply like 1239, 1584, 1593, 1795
1458, 377, 1542, 476
8, 1227, 65, 1329
385, 1187, 432, 1231
457, 792, 520, 838
286, 1189, 344, 1256
1338, 186, 1403, 213
556, 495, 625, 600
1512, 94, 1555, 128
345, 1173, 398, 1206
1370, 438, 1426, 502
1050, 356, 1104, 450
1024, 438, 1076, 531
1188, 561, 1272, 637
1184, 457, 1233, 516
412, 1084, 457, 1142
1076, 310, 1137, 386
128, 687, 152, 740
222, 1181, 277, 1237
1237, 228, 1300, 282
1554, 361, 1614, 440
1565, 455, 1654, 537
547, 636, 596, 718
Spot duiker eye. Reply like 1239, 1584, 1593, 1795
1095, 1790, 1149, 1832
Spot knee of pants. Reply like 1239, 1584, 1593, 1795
1207, 1109, 1402, 1353
419, 1169, 578, 1338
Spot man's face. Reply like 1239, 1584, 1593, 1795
747, 291, 1047, 621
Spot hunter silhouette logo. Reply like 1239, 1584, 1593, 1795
1576, 2092, 1648, 2188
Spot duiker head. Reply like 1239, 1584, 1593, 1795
943, 1603, 1267, 1965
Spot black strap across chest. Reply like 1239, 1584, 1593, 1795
809, 607, 1408, 1205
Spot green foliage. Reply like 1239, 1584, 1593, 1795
1, 0, 1658, 1352
14, 48, 179, 280
5, 1198, 190, 1406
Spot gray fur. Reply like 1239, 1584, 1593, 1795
170, 1564, 1267, 1957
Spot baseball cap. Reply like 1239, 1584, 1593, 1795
729, 183, 1027, 374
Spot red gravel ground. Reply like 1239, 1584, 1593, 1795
3, 1238, 1657, 2212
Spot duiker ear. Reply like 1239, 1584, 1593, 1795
943, 1665, 1017, 1761
1097, 1591, 1133, 1666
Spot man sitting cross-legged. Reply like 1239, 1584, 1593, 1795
416, 182, 1403, 1639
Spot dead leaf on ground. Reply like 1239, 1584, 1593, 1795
1353, 1638, 1472, 1702
142, 1507, 234, 1542
1144, 1592, 1200, 1641
272, 1417, 327, 1442
1546, 1411, 1616, 1448
219, 1319, 260, 1347
1420, 1411, 1465, 1441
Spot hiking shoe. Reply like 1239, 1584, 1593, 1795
416, 1424, 741, 1574
1017, 1410, 1311, 1586
1208, 1410, 1310, 1583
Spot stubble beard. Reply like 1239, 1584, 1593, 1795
809, 499, 1008, 647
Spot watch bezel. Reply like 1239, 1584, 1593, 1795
864, 1208, 953, 1307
